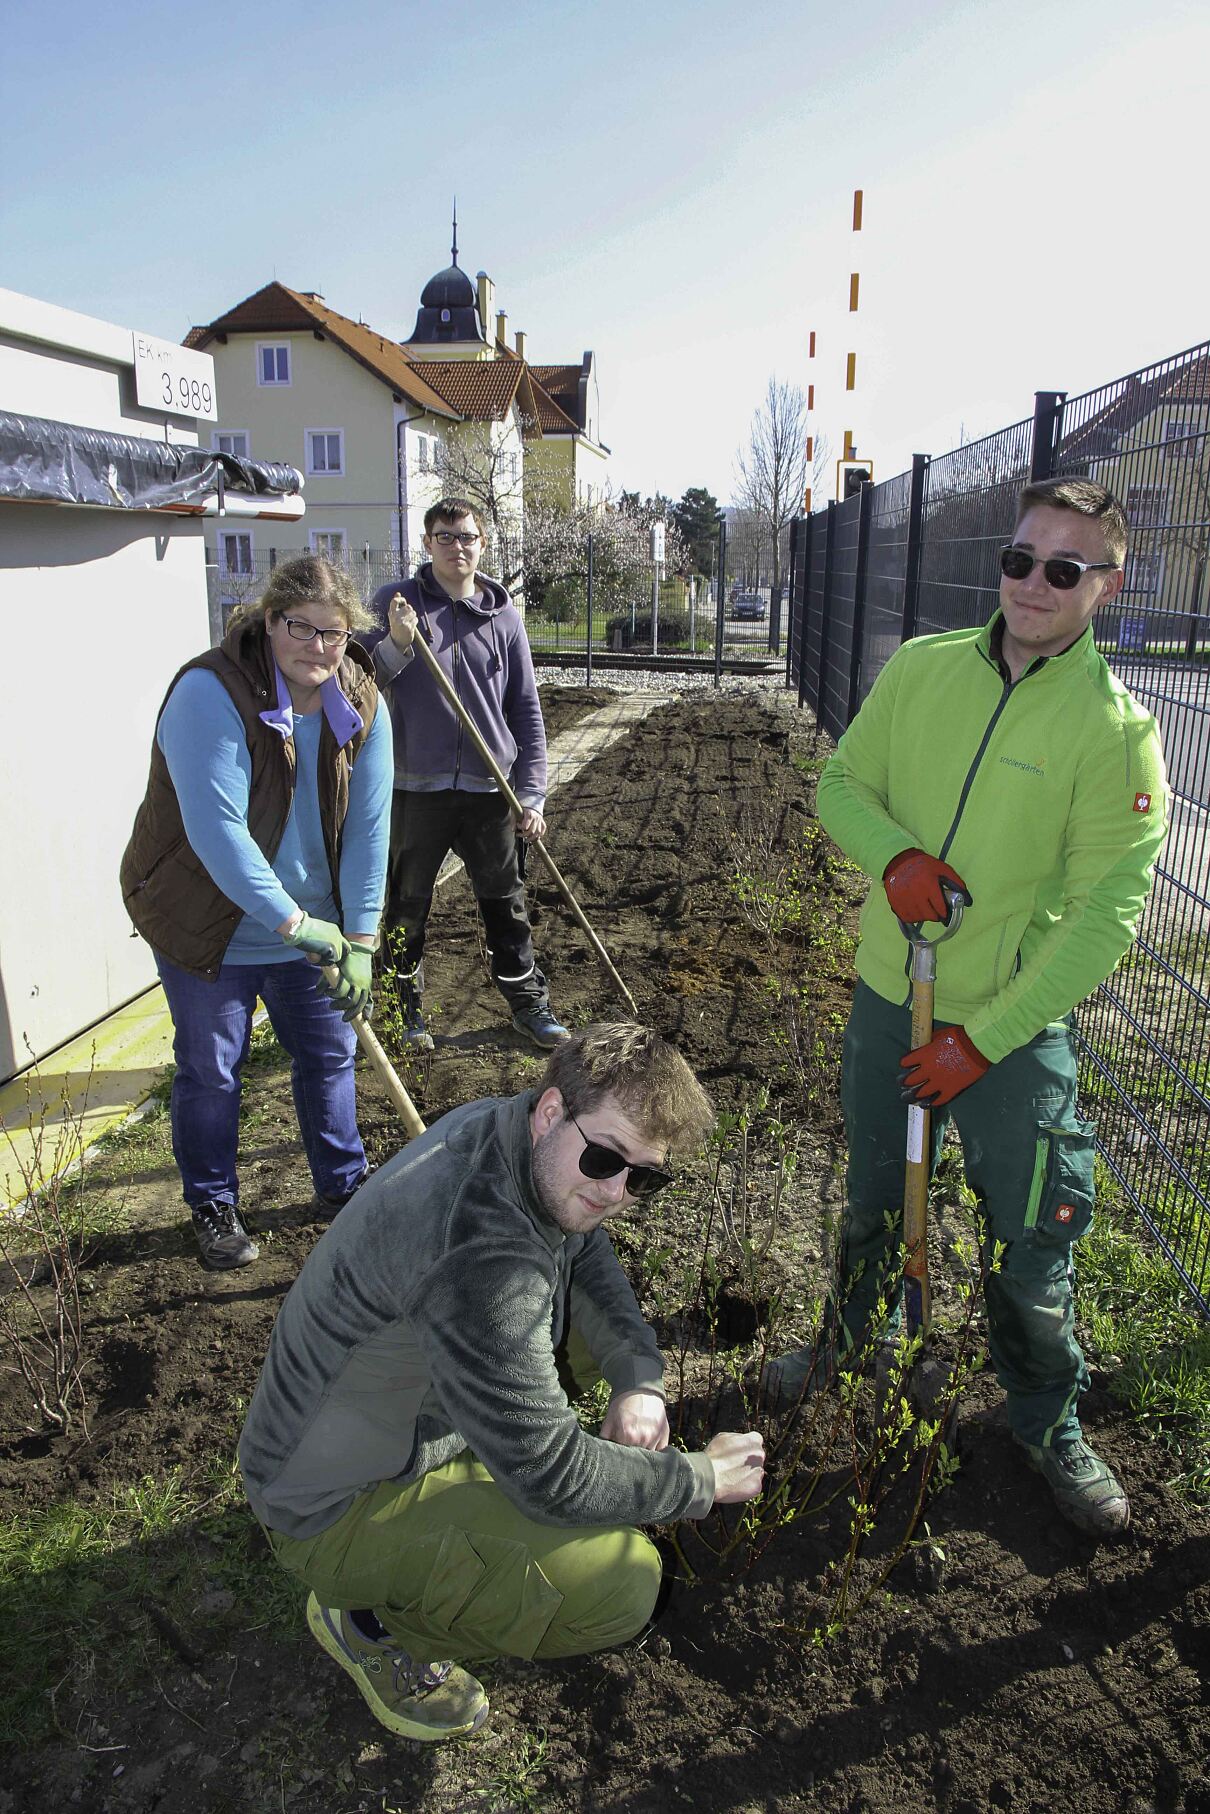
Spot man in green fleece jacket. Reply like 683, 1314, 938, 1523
771, 476, 1167, 1541
239, 1022, 764, 1743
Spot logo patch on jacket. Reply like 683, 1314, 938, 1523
1133, 792, 1152, 814
1055, 1203, 1076, 1224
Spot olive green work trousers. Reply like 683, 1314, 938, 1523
839, 982, 1095, 1449
263, 1333, 664, 1663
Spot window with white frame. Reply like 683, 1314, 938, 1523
213, 430, 249, 459
1163, 417, 1198, 458
257, 343, 291, 386
415, 433, 430, 472
219, 531, 254, 575
1127, 485, 1167, 528
309, 529, 347, 564
306, 429, 344, 477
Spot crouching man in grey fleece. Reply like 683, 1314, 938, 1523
238, 1022, 765, 1744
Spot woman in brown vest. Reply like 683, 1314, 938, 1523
122, 555, 397, 1269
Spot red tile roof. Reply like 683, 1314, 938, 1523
183, 283, 583, 437
527, 379, 579, 434
183, 283, 458, 418
413, 358, 526, 420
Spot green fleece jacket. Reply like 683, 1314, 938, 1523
815, 615, 1168, 1063
238, 1091, 716, 1539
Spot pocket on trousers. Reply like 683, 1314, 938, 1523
1024, 1120, 1096, 1243
421, 1527, 564, 1659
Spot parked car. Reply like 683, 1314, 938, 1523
732, 592, 767, 620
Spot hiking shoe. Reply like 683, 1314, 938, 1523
1015, 1434, 1131, 1540
394, 970, 435, 1052
510, 1004, 570, 1049
311, 1168, 370, 1218
305, 1595, 488, 1743
764, 1343, 836, 1412
191, 1202, 258, 1270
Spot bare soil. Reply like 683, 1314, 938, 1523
1, 687, 1206, 1814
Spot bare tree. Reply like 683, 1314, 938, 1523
433, 418, 545, 593
735, 378, 812, 604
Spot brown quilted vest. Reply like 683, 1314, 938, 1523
121, 616, 379, 979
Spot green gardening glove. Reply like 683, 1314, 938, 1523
317, 943, 374, 1022
282, 913, 348, 964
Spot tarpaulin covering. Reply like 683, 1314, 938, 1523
0, 411, 302, 511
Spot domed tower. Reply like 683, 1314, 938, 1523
404, 208, 486, 356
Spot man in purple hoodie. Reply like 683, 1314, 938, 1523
364, 497, 569, 1050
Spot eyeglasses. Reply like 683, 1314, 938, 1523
563, 1106, 674, 1198
999, 547, 1118, 591
431, 530, 481, 548
282, 617, 350, 649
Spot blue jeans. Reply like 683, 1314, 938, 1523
155, 954, 365, 1209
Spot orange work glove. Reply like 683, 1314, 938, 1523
900, 1027, 989, 1107
883, 849, 971, 924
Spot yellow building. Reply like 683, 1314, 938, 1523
184, 235, 609, 601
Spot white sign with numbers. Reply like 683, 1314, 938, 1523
131, 331, 217, 421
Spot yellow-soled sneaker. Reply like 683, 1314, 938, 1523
306, 1595, 488, 1742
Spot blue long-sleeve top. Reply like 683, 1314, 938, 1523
157, 669, 393, 966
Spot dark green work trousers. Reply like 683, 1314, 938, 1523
263, 1330, 664, 1663
839, 982, 1095, 1448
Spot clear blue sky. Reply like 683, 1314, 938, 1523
5, 0, 1208, 504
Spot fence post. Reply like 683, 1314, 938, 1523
714, 514, 727, 689
785, 517, 801, 689
585, 533, 594, 687
1030, 390, 1066, 481
847, 481, 874, 725
797, 512, 814, 709
900, 452, 929, 641
814, 501, 837, 721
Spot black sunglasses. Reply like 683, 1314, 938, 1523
999, 547, 1117, 591
563, 1106, 674, 1198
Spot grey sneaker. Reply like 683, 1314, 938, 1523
306, 1595, 488, 1742
191, 1202, 258, 1270
1015, 1434, 1131, 1539
510, 1004, 570, 1049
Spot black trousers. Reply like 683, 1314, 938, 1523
383, 789, 544, 1006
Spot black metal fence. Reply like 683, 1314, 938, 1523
789, 342, 1210, 1314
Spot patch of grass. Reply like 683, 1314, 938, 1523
479, 1728, 550, 1811
1079, 1166, 1210, 1502
0, 1421, 299, 1749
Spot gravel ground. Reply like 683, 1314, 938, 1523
534, 664, 794, 698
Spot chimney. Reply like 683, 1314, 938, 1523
515, 329, 527, 362
496, 310, 509, 352
476, 271, 494, 340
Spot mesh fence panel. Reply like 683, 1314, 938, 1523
916, 417, 1033, 637
1055, 344, 1210, 1308
817, 493, 862, 741
861, 468, 912, 703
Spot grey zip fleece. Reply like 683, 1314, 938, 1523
238, 1091, 716, 1538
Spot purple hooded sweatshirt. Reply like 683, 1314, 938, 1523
363, 563, 547, 810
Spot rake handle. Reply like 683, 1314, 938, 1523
321, 966, 426, 1141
